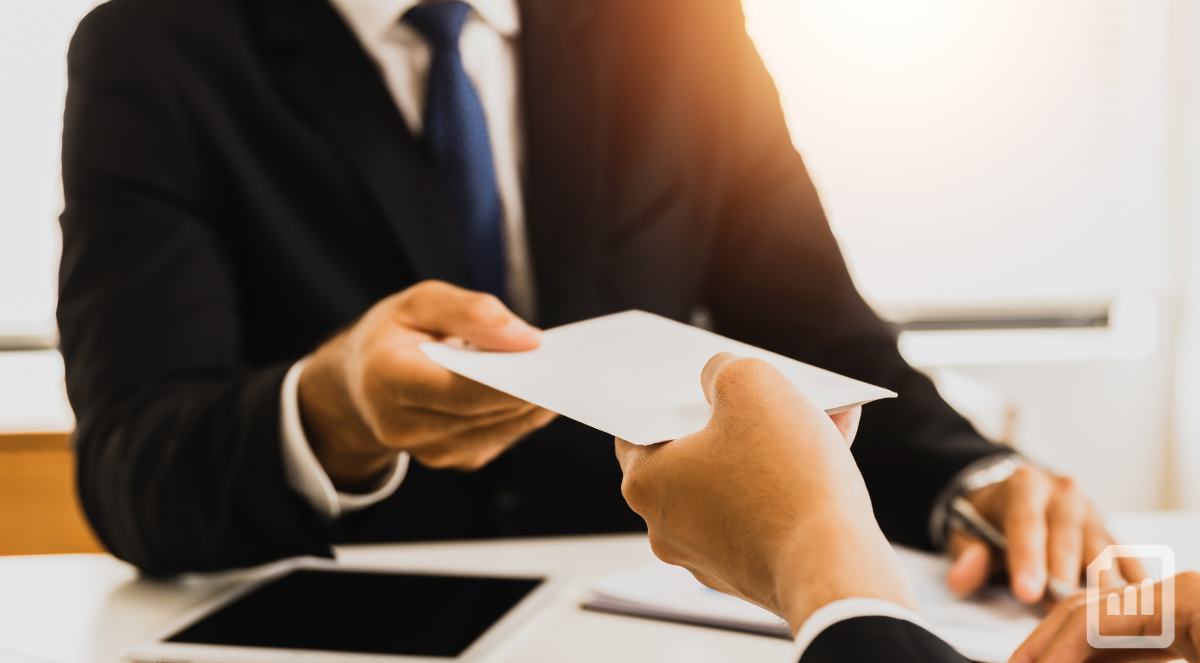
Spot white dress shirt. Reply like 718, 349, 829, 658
280, 0, 530, 520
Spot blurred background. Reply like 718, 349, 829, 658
1, 0, 1198, 554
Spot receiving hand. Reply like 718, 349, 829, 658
614, 352, 914, 635
947, 467, 1146, 604
1009, 572, 1200, 663
298, 280, 558, 490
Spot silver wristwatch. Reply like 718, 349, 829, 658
929, 453, 1024, 550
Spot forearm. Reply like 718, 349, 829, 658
75, 364, 333, 575
775, 513, 917, 633
781, 527, 967, 663
778, 508, 962, 663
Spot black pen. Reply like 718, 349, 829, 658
948, 496, 1006, 552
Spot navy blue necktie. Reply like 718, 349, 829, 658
404, 1, 507, 300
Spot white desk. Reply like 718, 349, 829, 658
2, 512, 1198, 663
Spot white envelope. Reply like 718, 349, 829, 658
419, 310, 896, 445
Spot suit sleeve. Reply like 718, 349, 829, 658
59, 4, 332, 575
799, 617, 968, 663
701, 2, 1009, 549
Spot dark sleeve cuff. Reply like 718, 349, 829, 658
800, 616, 969, 663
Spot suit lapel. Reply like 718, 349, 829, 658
518, 0, 611, 327
256, 0, 469, 287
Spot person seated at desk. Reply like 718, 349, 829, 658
61, 0, 1120, 598
616, 353, 1200, 663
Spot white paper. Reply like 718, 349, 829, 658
584, 546, 1043, 663
587, 562, 791, 638
894, 546, 1045, 662
419, 310, 896, 445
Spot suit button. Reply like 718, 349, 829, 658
497, 490, 520, 511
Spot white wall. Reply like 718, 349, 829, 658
1167, 0, 1200, 510
743, 0, 1172, 310
922, 344, 1176, 514
743, 0, 1180, 512
0, 1, 109, 433
0, 0, 103, 340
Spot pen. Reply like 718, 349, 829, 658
948, 496, 1006, 551
948, 496, 1078, 602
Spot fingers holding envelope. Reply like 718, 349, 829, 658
616, 352, 913, 635
298, 280, 557, 489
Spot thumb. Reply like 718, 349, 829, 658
614, 437, 645, 474
700, 353, 825, 431
946, 532, 993, 597
699, 352, 745, 406
397, 281, 541, 351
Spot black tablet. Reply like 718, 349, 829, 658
124, 559, 560, 663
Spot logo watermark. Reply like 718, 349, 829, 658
1086, 545, 1174, 649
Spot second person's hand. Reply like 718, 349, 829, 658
615, 352, 913, 634
947, 468, 1146, 604
1009, 572, 1200, 663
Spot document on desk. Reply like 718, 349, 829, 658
420, 310, 896, 446
583, 546, 1043, 663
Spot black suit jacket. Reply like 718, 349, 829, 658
800, 617, 969, 663
60, 0, 1006, 575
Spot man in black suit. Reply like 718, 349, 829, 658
60, 0, 1129, 610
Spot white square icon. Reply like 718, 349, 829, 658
1086, 545, 1174, 649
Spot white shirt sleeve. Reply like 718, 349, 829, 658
279, 358, 409, 520
793, 598, 933, 661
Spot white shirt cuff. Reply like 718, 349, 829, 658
279, 357, 408, 520
793, 598, 932, 660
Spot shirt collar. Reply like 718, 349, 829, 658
330, 0, 520, 46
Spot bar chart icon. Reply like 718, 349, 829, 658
1087, 545, 1174, 649
1104, 578, 1156, 616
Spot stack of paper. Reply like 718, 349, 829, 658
583, 546, 1043, 663
421, 310, 896, 446
586, 563, 790, 638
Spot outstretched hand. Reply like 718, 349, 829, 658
615, 352, 913, 634
299, 280, 558, 490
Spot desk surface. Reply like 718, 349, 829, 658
2, 512, 1199, 663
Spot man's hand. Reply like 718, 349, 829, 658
1009, 572, 1200, 663
946, 467, 1146, 604
615, 352, 915, 635
298, 280, 558, 491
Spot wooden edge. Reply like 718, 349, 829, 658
0, 432, 73, 452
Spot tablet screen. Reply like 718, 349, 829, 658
165, 569, 543, 658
